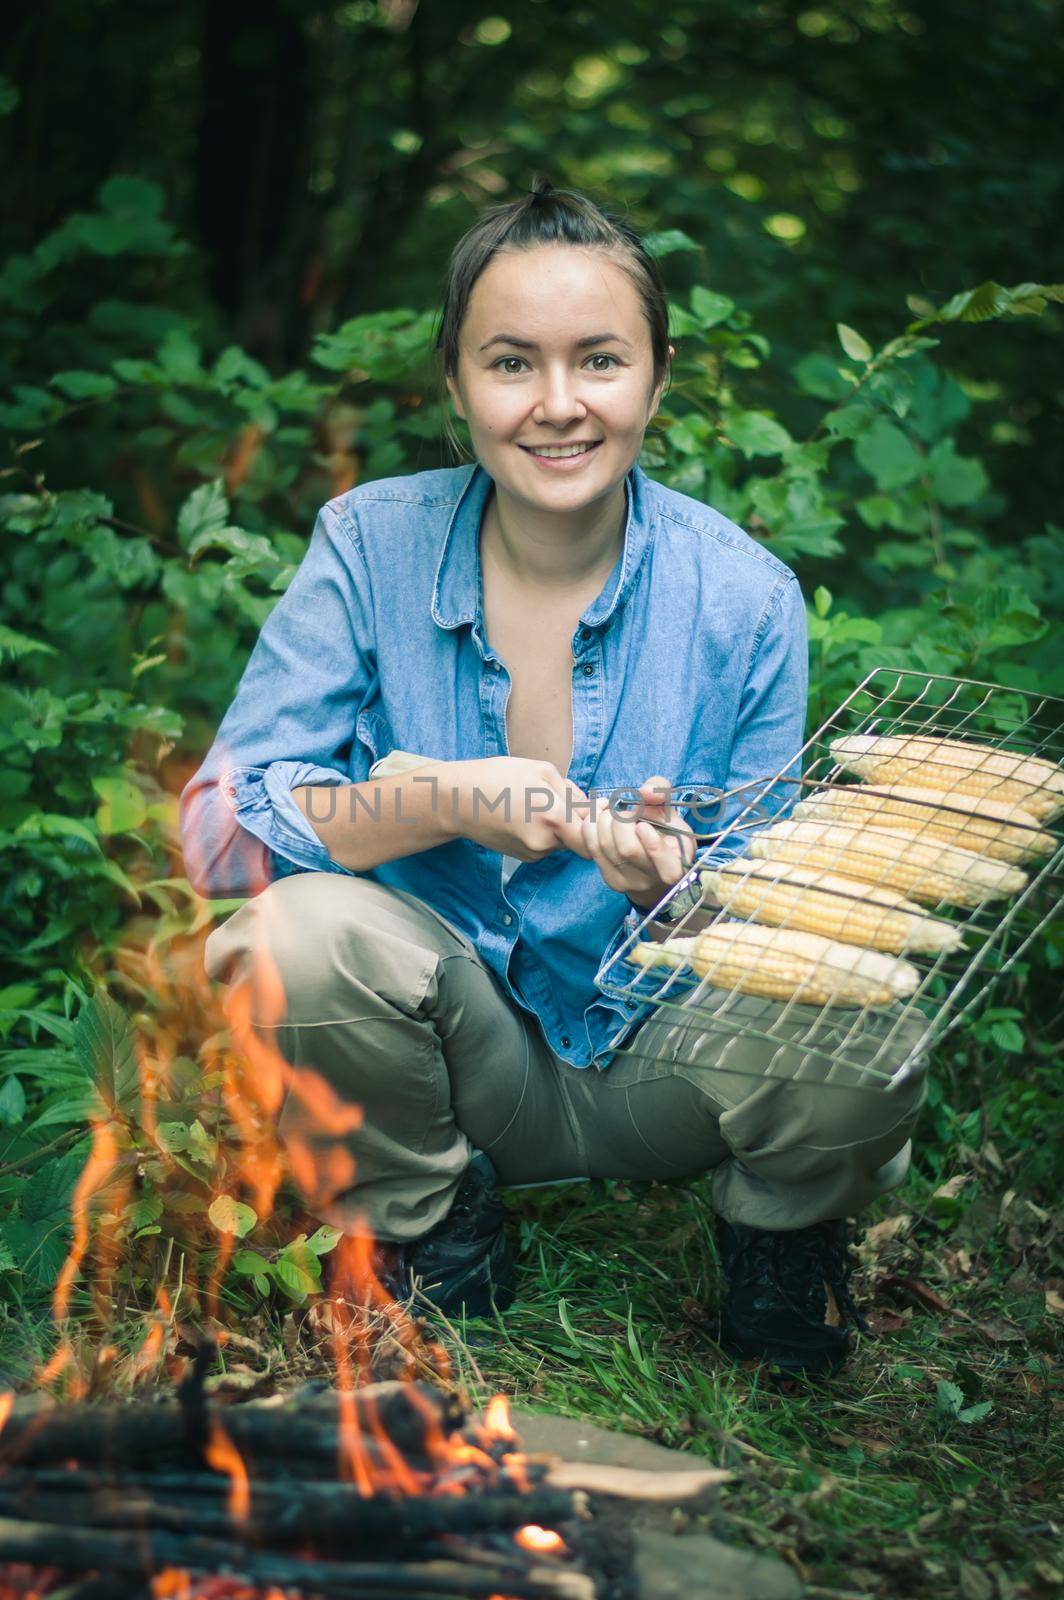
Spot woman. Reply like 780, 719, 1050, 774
181, 181, 927, 1378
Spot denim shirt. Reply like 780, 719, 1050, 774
180, 461, 807, 1071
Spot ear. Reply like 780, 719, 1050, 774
445, 372, 466, 421
648, 349, 674, 420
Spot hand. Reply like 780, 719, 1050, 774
442, 756, 593, 863
576, 774, 697, 908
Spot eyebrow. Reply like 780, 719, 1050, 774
477, 331, 633, 352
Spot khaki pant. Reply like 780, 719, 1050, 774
204, 873, 929, 1241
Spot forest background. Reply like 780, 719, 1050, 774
0, 3, 1061, 1597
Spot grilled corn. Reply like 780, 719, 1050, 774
700, 857, 963, 955
631, 921, 918, 1007
748, 818, 1028, 907
794, 783, 1054, 864
831, 733, 1064, 820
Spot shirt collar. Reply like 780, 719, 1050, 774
431, 461, 654, 634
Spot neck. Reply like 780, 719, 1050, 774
481, 479, 629, 592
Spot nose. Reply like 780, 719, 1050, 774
533, 364, 588, 428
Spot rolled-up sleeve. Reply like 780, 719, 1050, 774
179, 503, 373, 898
693, 572, 808, 868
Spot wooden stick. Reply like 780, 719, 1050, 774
0, 1516, 595, 1600
0, 1381, 464, 1471
0, 1483, 574, 1546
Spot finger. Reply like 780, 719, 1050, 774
636, 820, 686, 881
636, 775, 675, 818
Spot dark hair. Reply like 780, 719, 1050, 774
435, 177, 671, 461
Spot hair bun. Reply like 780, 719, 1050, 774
528, 177, 554, 206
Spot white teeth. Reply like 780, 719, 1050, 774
525, 443, 597, 458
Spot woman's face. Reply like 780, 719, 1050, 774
446, 244, 669, 513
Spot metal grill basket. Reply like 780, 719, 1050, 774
595, 669, 1064, 1095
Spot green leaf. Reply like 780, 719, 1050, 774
936, 1379, 964, 1416
926, 441, 989, 508
208, 1195, 258, 1238
305, 1225, 343, 1256
253, 1273, 270, 1296
1, 1218, 70, 1290
837, 323, 873, 363
213, 347, 271, 388
0, 1076, 26, 1126
854, 418, 922, 489
814, 586, 833, 618
931, 280, 1064, 325
156, 329, 204, 383
724, 409, 792, 458
989, 1019, 1024, 1054
92, 775, 149, 835
186, 524, 276, 566
74, 990, 139, 1120
111, 357, 164, 386
50, 371, 118, 402
643, 229, 701, 259
557, 1297, 580, 1347
958, 1401, 993, 1424
690, 286, 735, 328
792, 352, 852, 401
15, 814, 102, 854
825, 402, 874, 440
273, 1248, 320, 1302
21, 1149, 86, 1226
0, 624, 57, 662
99, 176, 165, 218
233, 1250, 271, 1275
969, 586, 1047, 650
177, 480, 229, 549
128, 1193, 163, 1230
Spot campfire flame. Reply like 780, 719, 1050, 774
204, 1418, 251, 1521
484, 1393, 517, 1441
516, 1524, 567, 1554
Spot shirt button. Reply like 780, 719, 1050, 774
561, 1036, 571, 1049
501, 912, 514, 926
582, 663, 595, 676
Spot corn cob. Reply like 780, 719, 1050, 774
631, 921, 918, 1007
831, 733, 1064, 820
748, 818, 1028, 908
699, 857, 963, 956
793, 784, 1054, 864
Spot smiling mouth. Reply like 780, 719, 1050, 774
518, 441, 603, 458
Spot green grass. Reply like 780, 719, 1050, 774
438, 1169, 1061, 1600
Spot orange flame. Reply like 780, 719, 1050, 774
484, 1393, 516, 1441
204, 1418, 251, 1522
0, 1391, 12, 1434
516, 1524, 566, 1554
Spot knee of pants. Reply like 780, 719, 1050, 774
206, 873, 379, 1026
719, 1051, 929, 1163
802, 1063, 927, 1154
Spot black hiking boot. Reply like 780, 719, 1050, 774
379, 1151, 516, 1321
716, 1216, 868, 1378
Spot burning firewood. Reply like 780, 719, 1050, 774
0, 1356, 597, 1600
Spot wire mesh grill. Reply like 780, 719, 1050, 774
596, 669, 1064, 1095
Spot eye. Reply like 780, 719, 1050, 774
492, 356, 529, 374
586, 353, 620, 371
